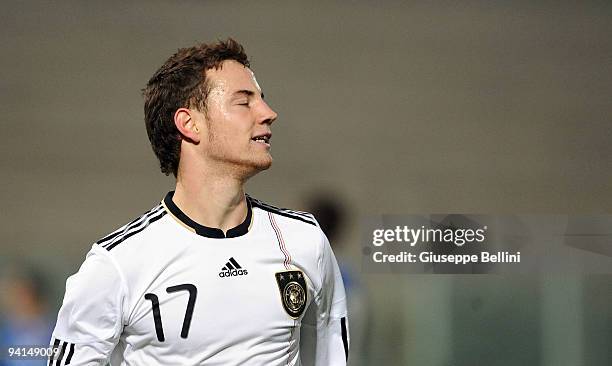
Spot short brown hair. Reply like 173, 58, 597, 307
143, 38, 250, 176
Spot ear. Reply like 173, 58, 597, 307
174, 108, 201, 143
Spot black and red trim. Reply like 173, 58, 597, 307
269, 212, 292, 269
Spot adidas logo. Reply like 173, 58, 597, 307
218, 257, 248, 278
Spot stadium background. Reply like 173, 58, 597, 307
1, 1, 611, 365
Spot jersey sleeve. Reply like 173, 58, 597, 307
300, 231, 349, 366
48, 245, 126, 366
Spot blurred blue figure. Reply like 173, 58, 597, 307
0, 265, 53, 366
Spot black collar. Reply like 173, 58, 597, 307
163, 191, 252, 238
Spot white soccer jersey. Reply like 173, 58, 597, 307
48, 192, 349, 365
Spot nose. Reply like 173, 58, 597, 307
259, 100, 278, 125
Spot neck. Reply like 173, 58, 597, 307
173, 169, 248, 234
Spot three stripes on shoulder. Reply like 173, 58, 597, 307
96, 204, 166, 251
247, 196, 316, 226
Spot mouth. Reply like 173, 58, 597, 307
251, 133, 271, 147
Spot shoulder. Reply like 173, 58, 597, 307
247, 194, 318, 228
94, 202, 168, 252
247, 194, 326, 257
53, 244, 126, 343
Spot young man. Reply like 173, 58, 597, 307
48, 39, 349, 365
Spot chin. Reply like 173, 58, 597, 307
235, 157, 272, 179
251, 152, 273, 170
254, 158, 273, 171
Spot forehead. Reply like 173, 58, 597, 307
206, 60, 261, 94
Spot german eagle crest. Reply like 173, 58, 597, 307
275, 270, 307, 318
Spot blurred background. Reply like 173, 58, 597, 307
1, 1, 611, 365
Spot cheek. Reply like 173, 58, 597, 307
208, 121, 248, 148
225, 111, 254, 134
207, 107, 253, 143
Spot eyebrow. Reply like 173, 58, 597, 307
234, 89, 265, 99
